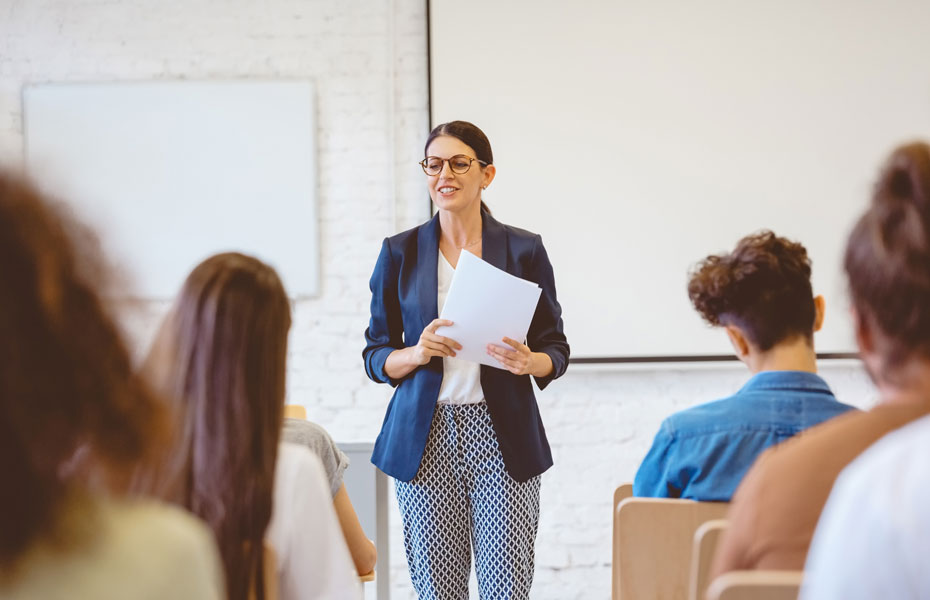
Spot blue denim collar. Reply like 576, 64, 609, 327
738, 370, 833, 394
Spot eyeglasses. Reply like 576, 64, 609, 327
419, 155, 488, 176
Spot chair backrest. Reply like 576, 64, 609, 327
283, 404, 307, 420
705, 570, 803, 600
611, 483, 635, 599
688, 519, 729, 600
614, 497, 729, 600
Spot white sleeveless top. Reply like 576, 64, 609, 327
437, 250, 485, 405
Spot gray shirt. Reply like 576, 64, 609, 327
281, 418, 349, 497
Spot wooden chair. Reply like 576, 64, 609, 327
705, 570, 803, 600
613, 497, 729, 600
283, 404, 307, 420
611, 483, 635, 599
614, 483, 634, 509
688, 519, 729, 600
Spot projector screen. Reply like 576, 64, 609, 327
429, 0, 930, 360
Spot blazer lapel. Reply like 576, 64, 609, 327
481, 212, 508, 273
417, 214, 441, 329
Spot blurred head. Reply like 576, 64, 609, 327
423, 121, 496, 216
0, 173, 165, 567
845, 142, 930, 386
143, 252, 290, 600
688, 230, 823, 359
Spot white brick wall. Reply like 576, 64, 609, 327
0, 2, 876, 598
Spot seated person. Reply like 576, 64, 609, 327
0, 173, 222, 599
801, 414, 930, 600
711, 141, 930, 576
281, 417, 377, 575
138, 253, 359, 600
634, 230, 856, 500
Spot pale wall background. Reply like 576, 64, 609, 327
0, 1, 876, 598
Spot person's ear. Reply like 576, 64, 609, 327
852, 306, 883, 384
812, 295, 826, 332
482, 164, 496, 189
725, 325, 751, 360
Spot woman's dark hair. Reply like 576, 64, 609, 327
0, 173, 165, 566
688, 230, 816, 351
142, 252, 291, 600
425, 120, 493, 214
845, 141, 930, 371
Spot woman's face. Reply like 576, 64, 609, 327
425, 135, 495, 214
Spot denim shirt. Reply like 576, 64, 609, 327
633, 371, 857, 501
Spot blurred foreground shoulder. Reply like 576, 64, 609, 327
1, 498, 224, 600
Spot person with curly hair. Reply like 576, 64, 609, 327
633, 231, 856, 501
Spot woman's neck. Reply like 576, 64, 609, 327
872, 356, 930, 406
438, 206, 483, 248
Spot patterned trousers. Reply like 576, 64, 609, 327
395, 402, 541, 600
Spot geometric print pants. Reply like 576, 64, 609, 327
395, 402, 541, 600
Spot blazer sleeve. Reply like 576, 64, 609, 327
363, 238, 404, 386
527, 234, 570, 390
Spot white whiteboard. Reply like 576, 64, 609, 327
430, 0, 930, 359
24, 80, 319, 299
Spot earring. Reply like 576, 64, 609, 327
482, 186, 487, 190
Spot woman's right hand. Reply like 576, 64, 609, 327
410, 318, 462, 365
384, 319, 462, 380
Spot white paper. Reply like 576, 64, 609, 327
436, 250, 542, 369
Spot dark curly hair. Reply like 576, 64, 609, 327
688, 230, 815, 351
0, 173, 166, 567
845, 141, 930, 370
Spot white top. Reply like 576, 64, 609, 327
801, 413, 930, 600
266, 443, 361, 600
437, 250, 485, 405
1, 498, 224, 600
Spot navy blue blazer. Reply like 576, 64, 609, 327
363, 212, 570, 482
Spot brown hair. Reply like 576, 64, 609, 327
426, 120, 493, 215
0, 173, 165, 566
688, 230, 816, 351
143, 252, 291, 600
845, 142, 930, 372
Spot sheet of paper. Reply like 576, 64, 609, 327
437, 250, 542, 369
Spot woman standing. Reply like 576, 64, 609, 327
363, 121, 569, 598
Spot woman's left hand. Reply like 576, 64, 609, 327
487, 337, 553, 377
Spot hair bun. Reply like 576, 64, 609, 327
877, 142, 930, 214
844, 141, 930, 368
